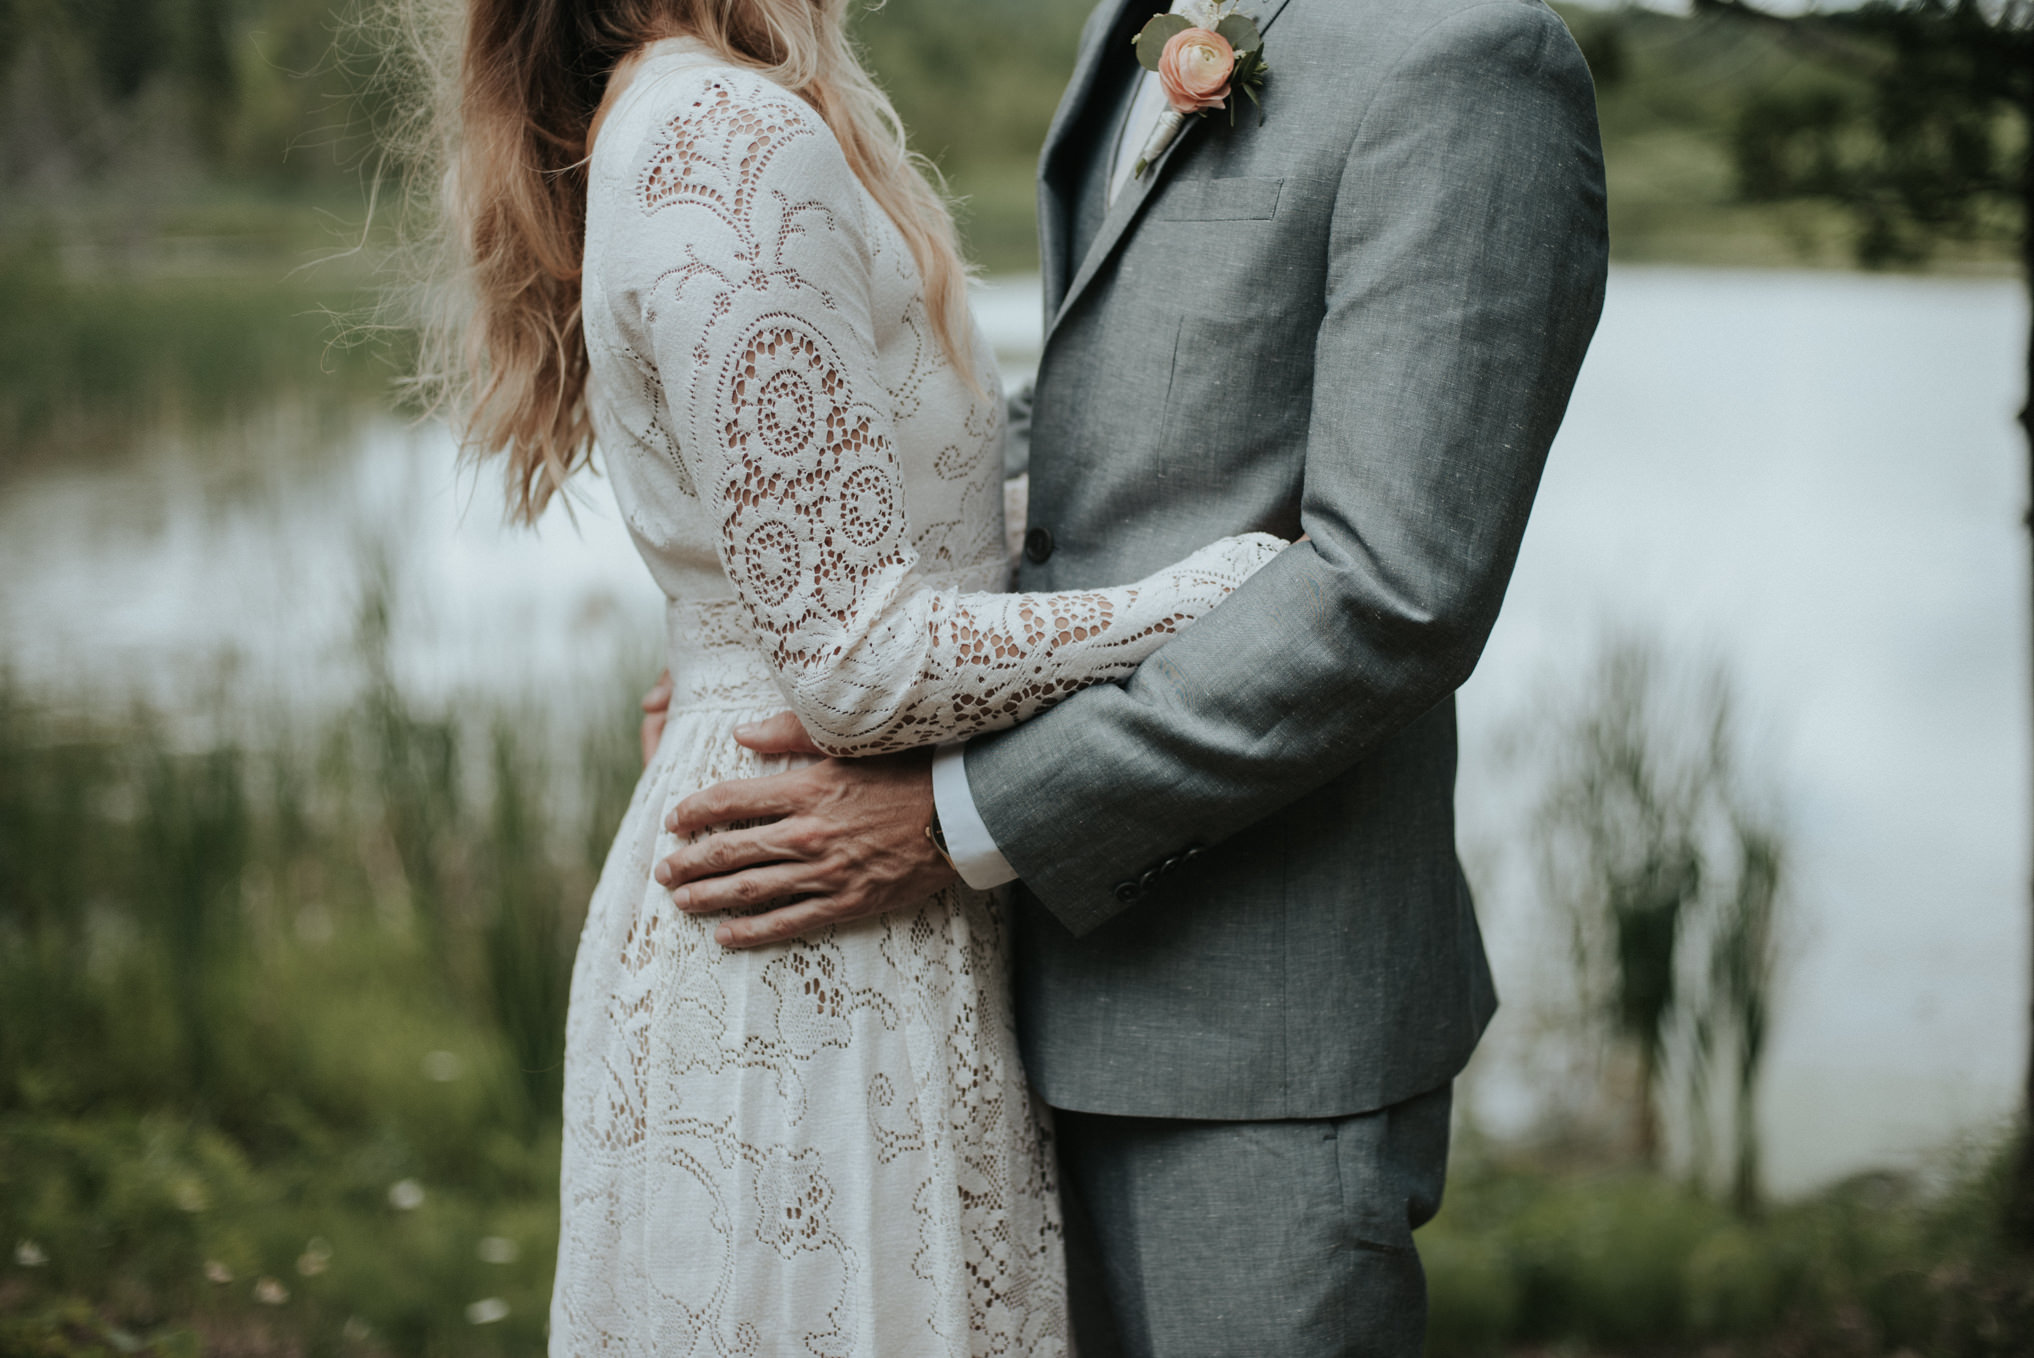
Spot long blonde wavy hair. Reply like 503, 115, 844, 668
384, 0, 973, 524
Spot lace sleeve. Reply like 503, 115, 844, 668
623, 71, 1283, 756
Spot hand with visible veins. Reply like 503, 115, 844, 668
656, 712, 958, 949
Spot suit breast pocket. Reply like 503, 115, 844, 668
1148, 176, 1285, 222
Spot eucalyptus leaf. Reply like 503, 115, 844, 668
1134, 14, 1192, 71
1216, 14, 1263, 54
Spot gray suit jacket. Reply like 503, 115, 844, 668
966, 0, 1608, 1120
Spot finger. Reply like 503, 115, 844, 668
732, 710, 825, 758
715, 897, 858, 949
657, 822, 816, 888
666, 767, 812, 835
641, 669, 673, 713
640, 712, 667, 768
671, 862, 832, 917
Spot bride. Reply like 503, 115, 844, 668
417, 0, 1284, 1350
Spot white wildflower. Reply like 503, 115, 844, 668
296, 1237, 332, 1277
421, 1050, 464, 1082
476, 1236, 520, 1265
465, 1298, 510, 1325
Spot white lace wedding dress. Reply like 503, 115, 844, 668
554, 41, 1281, 1357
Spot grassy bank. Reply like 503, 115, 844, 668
0, 589, 639, 1353
3, 650, 2032, 1356
0, 245, 385, 470
1424, 1149, 2034, 1356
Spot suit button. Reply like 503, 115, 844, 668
1023, 526, 1055, 564
1114, 881, 1142, 905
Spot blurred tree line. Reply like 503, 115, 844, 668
0, 0, 348, 193
0, 0, 1100, 267
4, 0, 2019, 272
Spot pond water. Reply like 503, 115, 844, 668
1456, 267, 2030, 1194
2, 266, 2026, 1196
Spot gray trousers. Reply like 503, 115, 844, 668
1054, 1084, 1452, 1358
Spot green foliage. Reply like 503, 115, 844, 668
0, 569, 643, 1351
1217, 14, 1264, 57
1422, 1151, 2034, 1356
5, 0, 2010, 277
1135, 15, 1192, 70
1529, 640, 1787, 1200
0, 245, 384, 464
850, 0, 1091, 270
1706, 0, 2025, 267
479, 724, 575, 1122
0, 578, 2025, 1354
0, 0, 364, 191
1557, 3, 2018, 269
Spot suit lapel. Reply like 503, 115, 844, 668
1038, 0, 1151, 321
1045, 0, 1299, 341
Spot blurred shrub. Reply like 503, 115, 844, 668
0, 0, 367, 195
1712, 0, 2023, 270
0, 579, 641, 1352
850, 0, 1090, 269
0, 244, 385, 464
1525, 639, 1788, 1207
1422, 1155, 2034, 1356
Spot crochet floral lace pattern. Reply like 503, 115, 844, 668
628, 70, 1282, 756
558, 49, 1281, 1358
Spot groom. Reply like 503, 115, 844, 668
652, 0, 1606, 1351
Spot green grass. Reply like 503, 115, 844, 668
2, 3, 2030, 1351
0, 243, 388, 469
1424, 1149, 2034, 1356
2, 628, 2032, 1355
0, 574, 641, 1353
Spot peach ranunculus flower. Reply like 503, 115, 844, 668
1157, 27, 1236, 115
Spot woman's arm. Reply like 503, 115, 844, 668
618, 69, 1282, 757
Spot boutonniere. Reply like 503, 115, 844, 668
1130, 0, 1270, 179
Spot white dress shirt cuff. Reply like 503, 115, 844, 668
931, 743, 1019, 889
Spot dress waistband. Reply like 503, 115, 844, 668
663, 597, 785, 713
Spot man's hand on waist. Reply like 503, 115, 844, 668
657, 712, 957, 949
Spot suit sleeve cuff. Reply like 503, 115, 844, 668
932, 742, 1019, 889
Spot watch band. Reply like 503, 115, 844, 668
924, 810, 958, 873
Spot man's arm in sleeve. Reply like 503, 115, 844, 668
933, 743, 1019, 888
963, 1, 1610, 936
